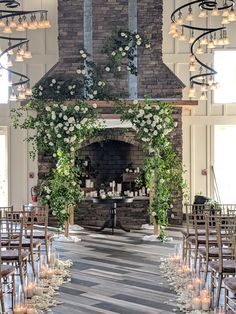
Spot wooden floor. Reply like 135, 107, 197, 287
54, 228, 182, 314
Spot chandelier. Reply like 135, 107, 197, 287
170, 0, 236, 100
0, 0, 51, 101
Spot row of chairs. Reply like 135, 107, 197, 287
182, 204, 236, 312
0, 205, 54, 313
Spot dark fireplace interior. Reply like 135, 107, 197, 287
79, 139, 145, 193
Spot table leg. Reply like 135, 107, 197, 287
116, 220, 130, 232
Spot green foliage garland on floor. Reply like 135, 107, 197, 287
116, 99, 186, 239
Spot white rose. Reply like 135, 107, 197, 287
76, 69, 82, 74
145, 43, 151, 49
57, 85, 61, 89
151, 211, 156, 217
137, 40, 142, 46
46, 106, 51, 112
135, 34, 140, 39
49, 142, 53, 146
118, 47, 123, 51
144, 128, 149, 133
68, 86, 72, 90
63, 115, 68, 120
122, 52, 126, 56
98, 81, 103, 86
64, 138, 69, 143
80, 49, 84, 54
153, 130, 158, 136
133, 100, 138, 105
53, 103, 58, 108
160, 179, 165, 184
53, 153, 57, 157
63, 126, 68, 130
81, 118, 87, 125
139, 109, 144, 116
49, 83, 53, 87
111, 51, 116, 56
69, 126, 74, 132
68, 117, 75, 123
124, 46, 130, 51
147, 120, 152, 125
92, 103, 97, 108
165, 117, 170, 123
39, 85, 43, 91
93, 90, 98, 95
52, 79, 56, 84
39, 91, 42, 96
70, 91, 74, 95
120, 32, 126, 37
57, 123, 63, 128
51, 112, 56, 120
59, 113, 62, 118
46, 195, 50, 200
105, 67, 110, 72
117, 66, 121, 72
50, 122, 54, 127
62, 106, 67, 111
57, 134, 62, 138
155, 105, 160, 110
82, 53, 87, 58
70, 147, 75, 152
74, 105, 80, 111
82, 69, 86, 75
157, 125, 162, 130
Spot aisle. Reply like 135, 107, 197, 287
55, 229, 182, 314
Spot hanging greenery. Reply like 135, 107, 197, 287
116, 99, 186, 240
102, 30, 151, 76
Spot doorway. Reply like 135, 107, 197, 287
0, 127, 8, 206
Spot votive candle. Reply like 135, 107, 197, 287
201, 297, 210, 311
193, 297, 202, 310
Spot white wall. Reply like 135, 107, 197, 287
163, 1, 236, 202
0, 0, 58, 207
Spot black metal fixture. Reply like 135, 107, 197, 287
0, 0, 51, 101
170, 0, 236, 99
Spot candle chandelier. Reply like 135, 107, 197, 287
170, 0, 236, 100
0, 0, 51, 101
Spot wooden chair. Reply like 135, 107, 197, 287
185, 205, 221, 271
198, 213, 233, 281
223, 234, 236, 313
6, 210, 43, 276
0, 217, 29, 284
0, 206, 13, 219
209, 216, 236, 308
0, 232, 15, 313
23, 205, 54, 263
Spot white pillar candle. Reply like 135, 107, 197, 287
85, 179, 91, 188
201, 297, 210, 311
117, 183, 122, 193
193, 297, 202, 310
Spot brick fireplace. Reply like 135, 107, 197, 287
38, 0, 187, 228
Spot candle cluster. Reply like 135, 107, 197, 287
159, 245, 214, 312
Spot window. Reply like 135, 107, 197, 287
0, 54, 9, 104
214, 50, 236, 104
214, 125, 236, 203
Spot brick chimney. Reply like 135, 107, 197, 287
42, 0, 184, 99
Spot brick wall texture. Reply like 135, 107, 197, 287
42, 0, 184, 226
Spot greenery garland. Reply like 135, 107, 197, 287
116, 99, 186, 239
11, 100, 103, 228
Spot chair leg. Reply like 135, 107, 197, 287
204, 256, 209, 282
0, 290, 5, 313
210, 269, 215, 306
45, 238, 49, 264
215, 273, 223, 308
194, 243, 199, 272
30, 249, 36, 276
224, 287, 228, 313
12, 273, 15, 310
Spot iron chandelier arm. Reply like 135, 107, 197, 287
0, 9, 48, 20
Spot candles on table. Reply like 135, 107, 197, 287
25, 282, 35, 299
40, 264, 47, 279
47, 267, 54, 279
13, 306, 26, 314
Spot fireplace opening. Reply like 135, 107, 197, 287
78, 139, 146, 197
